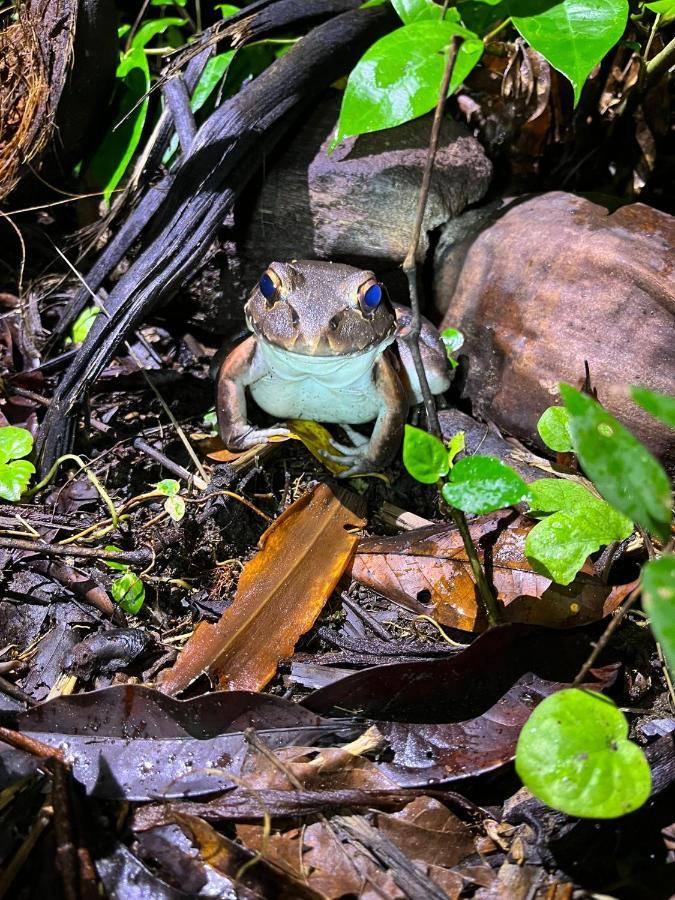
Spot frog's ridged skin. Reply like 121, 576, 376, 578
216, 260, 451, 476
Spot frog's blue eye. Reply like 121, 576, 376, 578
362, 283, 382, 310
259, 272, 278, 300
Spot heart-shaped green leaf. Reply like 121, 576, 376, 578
537, 406, 573, 453
0, 459, 35, 502
403, 424, 449, 484
525, 478, 632, 585
441, 455, 530, 514
511, 0, 629, 106
642, 555, 675, 677
333, 21, 483, 147
561, 384, 672, 542
0, 425, 33, 465
516, 688, 651, 818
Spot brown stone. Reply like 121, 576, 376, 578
435, 192, 675, 464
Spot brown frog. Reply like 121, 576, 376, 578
216, 260, 451, 475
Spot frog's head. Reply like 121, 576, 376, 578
244, 260, 397, 356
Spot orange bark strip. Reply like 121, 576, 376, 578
158, 483, 366, 695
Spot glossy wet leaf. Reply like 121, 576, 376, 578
537, 406, 573, 452
352, 511, 631, 631
645, 0, 675, 24
88, 46, 150, 204
0, 459, 35, 502
403, 424, 449, 484
333, 21, 483, 146
0, 425, 33, 464
112, 572, 145, 614
158, 484, 366, 694
103, 545, 129, 571
560, 384, 672, 541
642, 556, 675, 675
512, 0, 629, 106
130, 16, 185, 51
70, 305, 100, 343
631, 386, 675, 429
515, 688, 651, 818
441, 455, 530, 514
525, 478, 632, 585
391, 0, 442, 23
440, 327, 464, 368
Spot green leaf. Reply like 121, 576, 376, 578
537, 406, 573, 453
70, 305, 101, 344
441, 455, 530, 514
458, 0, 509, 35
631, 386, 675, 429
561, 384, 672, 542
525, 479, 632, 585
403, 424, 450, 484
440, 327, 464, 368
103, 545, 129, 571
645, 0, 675, 24
333, 21, 483, 146
130, 16, 185, 51
0, 460, 35, 502
391, 0, 443, 23
511, 0, 629, 106
88, 46, 150, 204
216, 2, 240, 15
446, 431, 465, 467
642, 556, 675, 676
515, 689, 651, 818
0, 426, 33, 464
164, 494, 186, 522
155, 479, 180, 496
112, 572, 145, 614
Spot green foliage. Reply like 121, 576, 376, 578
155, 478, 185, 521
446, 431, 465, 467
391, 0, 442, 22
525, 479, 632, 585
641, 556, 675, 676
0, 426, 35, 502
645, 0, 675, 24
88, 45, 150, 204
333, 21, 483, 147
516, 689, 651, 818
440, 327, 464, 369
402, 424, 450, 483
111, 571, 146, 615
510, 0, 629, 106
537, 406, 573, 453
560, 384, 672, 542
103, 545, 129, 571
631, 386, 675, 429
441, 455, 530, 514
70, 305, 101, 344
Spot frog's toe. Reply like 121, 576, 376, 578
326, 440, 361, 456
320, 449, 351, 465
341, 425, 369, 448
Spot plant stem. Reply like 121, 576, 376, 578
646, 34, 675, 82
24, 454, 118, 525
483, 16, 512, 44
572, 582, 640, 687
402, 34, 463, 439
448, 506, 501, 626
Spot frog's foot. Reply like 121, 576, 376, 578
340, 425, 370, 448
320, 443, 379, 478
225, 424, 290, 451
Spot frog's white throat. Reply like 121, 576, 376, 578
257, 334, 397, 388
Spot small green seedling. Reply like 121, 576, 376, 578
104, 545, 146, 614
155, 479, 186, 522
0, 426, 35, 502
440, 327, 464, 369
516, 689, 651, 818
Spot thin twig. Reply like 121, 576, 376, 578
0, 536, 152, 566
402, 34, 463, 438
572, 584, 641, 687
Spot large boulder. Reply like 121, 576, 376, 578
434, 192, 675, 464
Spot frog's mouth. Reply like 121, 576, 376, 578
256, 333, 398, 385
248, 315, 397, 358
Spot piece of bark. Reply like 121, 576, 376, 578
435, 191, 675, 464
187, 92, 492, 331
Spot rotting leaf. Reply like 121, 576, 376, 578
350, 511, 631, 632
157, 483, 366, 694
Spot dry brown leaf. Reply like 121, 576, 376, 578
158, 483, 365, 694
376, 796, 476, 868
351, 511, 630, 632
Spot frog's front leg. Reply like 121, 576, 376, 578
216, 336, 290, 450
324, 354, 408, 477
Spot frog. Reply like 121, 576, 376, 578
216, 260, 451, 476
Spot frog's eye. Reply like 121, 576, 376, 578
357, 281, 382, 315
259, 269, 282, 303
